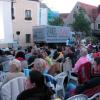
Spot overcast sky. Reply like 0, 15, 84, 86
42, 0, 100, 13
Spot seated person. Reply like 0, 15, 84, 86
75, 77, 100, 97
93, 52, 100, 59
32, 58, 49, 74
70, 57, 100, 97
4, 59, 24, 83
92, 56, 100, 77
48, 62, 61, 76
73, 48, 89, 73
27, 55, 37, 69
28, 58, 56, 96
17, 70, 53, 100
25, 47, 32, 60
15, 51, 28, 71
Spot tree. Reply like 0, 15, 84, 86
48, 17, 64, 26
71, 9, 91, 36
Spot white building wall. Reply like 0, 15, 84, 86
12, 0, 40, 47
40, 8, 48, 25
65, 3, 80, 26
0, 0, 13, 44
65, 2, 93, 30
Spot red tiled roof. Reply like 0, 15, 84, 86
79, 2, 97, 8
79, 2, 99, 20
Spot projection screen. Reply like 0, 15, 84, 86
0, 0, 13, 44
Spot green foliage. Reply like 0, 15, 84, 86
86, 36, 98, 44
71, 9, 91, 36
48, 17, 64, 26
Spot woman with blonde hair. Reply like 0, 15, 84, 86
28, 58, 57, 98
4, 59, 24, 83
32, 58, 49, 74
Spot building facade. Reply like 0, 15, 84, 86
65, 2, 100, 33
59, 13, 69, 25
12, 0, 40, 47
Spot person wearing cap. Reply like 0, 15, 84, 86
4, 59, 24, 83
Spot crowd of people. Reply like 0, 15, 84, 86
0, 40, 100, 100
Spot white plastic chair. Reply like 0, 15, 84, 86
62, 57, 78, 85
67, 94, 88, 100
68, 71, 78, 86
88, 92, 100, 100
55, 72, 68, 99
1, 76, 26, 100
0, 72, 7, 83
0, 71, 5, 76
2, 60, 10, 72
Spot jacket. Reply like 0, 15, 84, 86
17, 86, 53, 100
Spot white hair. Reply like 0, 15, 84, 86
9, 59, 21, 69
80, 48, 88, 56
33, 58, 47, 73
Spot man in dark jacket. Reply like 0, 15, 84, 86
17, 70, 53, 100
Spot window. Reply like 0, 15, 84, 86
98, 24, 100, 29
73, 11, 77, 18
26, 34, 31, 43
25, 10, 32, 20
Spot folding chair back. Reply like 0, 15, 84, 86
67, 94, 88, 100
1, 77, 26, 100
2, 60, 10, 72
0, 72, 7, 82
77, 62, 91, 84
88, 92, 100, 100
55, 72, 67, 99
